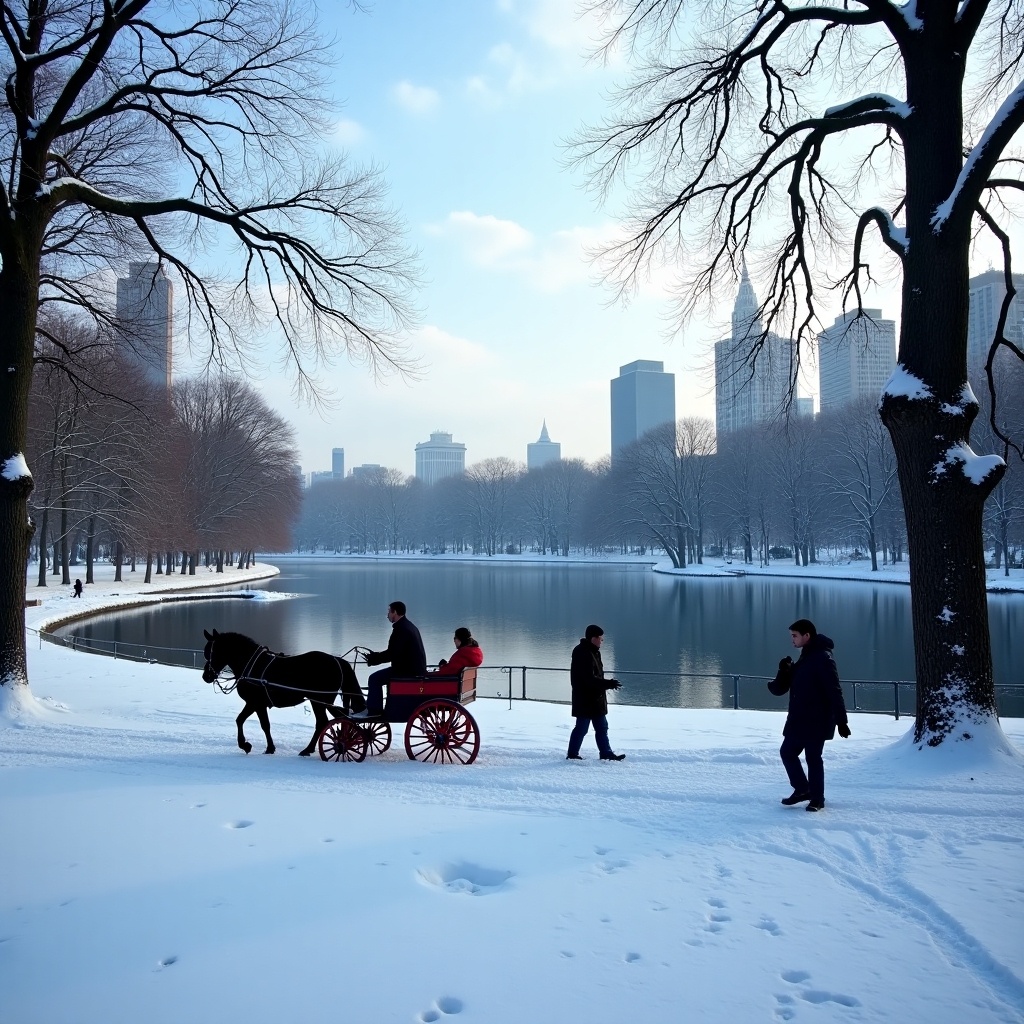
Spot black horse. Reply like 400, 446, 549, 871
202, 629, 366, 756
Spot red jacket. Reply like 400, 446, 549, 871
430, 643, 483, 677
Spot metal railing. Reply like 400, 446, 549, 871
33, 627, 1024, 719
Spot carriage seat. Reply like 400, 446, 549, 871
388, 666, 477, 706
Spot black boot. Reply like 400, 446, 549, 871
600, 751, 625, 761
566, 753, 584, 760
781, 790, 811, 805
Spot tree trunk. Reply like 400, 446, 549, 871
86, 517, 95, 584
60, 504, 70, 586
36, 508, 48, 587
114, 540, 123, 582
144, 551, 153, 584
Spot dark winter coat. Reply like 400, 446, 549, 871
570, 639, 614, 718
366, 616, 427, 677
768, 634, 849, 741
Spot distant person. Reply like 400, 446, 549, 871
431, 627, 483, 677
566, 624, 625, 761
353, 601, 427, 717
72, 578, 83, 598
768, 618, 851, 812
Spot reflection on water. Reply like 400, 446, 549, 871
57, 558, 1021, 712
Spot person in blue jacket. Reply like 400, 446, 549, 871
768, 618, 851, 812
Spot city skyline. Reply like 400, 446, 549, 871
167, 1, 924, 478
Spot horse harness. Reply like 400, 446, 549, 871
209, 644, 281, 701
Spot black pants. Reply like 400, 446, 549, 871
780, 733, 826, 802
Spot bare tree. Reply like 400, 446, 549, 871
465, 458, 524, 556
820, 398, 901, 571
577, 0, 1024, 746
0, 0, 418, 691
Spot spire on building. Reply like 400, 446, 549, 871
732, 259, 761, 342
527, 419, 561, 470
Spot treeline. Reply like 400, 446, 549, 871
297, 392, 1024, 573
27, 318, 301, 586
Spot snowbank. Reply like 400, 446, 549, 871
1, 600, 1022, 1024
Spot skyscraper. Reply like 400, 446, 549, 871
610, 360, 676, 460
415, 431, 466, 485
817, 309, 897, 412
115, 262, 173, 392
967, 269, 1024, 377
527, 421, 561, 470
714, 264, 795, 435
332, 448, 345, 478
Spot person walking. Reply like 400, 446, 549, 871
354, 601, 427, 717
768, 618, 851, 812
566, 624, 625, 761
72, 578, 83, 598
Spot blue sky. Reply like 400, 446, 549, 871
223, 0, 914, 478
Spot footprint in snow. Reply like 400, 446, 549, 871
225, 820, 253, 829
158, 956, 178, 968
756, 916, 782, 936
781, 970, 811, 984
800, 989, 860, 1007
418, 995, 464, 1020
624, 952, 641, 963
417, 862, 512, 896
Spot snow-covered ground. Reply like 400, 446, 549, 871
4, 564, 1022, 1023
277, 549, 1024, 593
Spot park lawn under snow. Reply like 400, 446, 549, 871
2, 568, 1023, 1023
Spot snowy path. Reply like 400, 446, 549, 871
1, 626, 1022, 1023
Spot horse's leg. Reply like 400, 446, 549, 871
236, 703, 255, 754
300, 700, 329, 757
255, 704, 275, 755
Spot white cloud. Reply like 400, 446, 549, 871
392, 80, 440, 115
427, 212, 678, 297
332, 118, 366, 146
428, 211, 534, 266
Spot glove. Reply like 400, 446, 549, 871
607, 679, 622, 690
838, 723, 851, 739
778, 656, 793, 674
438, 658, 448, 668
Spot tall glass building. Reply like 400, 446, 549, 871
817, 309, 897, 412
610, 360, 676, 460
116, 261, 173, 392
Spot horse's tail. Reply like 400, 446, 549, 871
334, 655, 367, 714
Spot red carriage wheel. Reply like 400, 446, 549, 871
318, 718, 368, 762
404, 699, 480, 764
362, 719, 392, 756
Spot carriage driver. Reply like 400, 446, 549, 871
352, 601, 427, 718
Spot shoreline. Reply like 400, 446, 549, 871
24, 561, 281, 636
264, 550, 1024, 594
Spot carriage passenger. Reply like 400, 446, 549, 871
429, 627, 483, 677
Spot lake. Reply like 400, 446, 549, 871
56, 558, 1022, 713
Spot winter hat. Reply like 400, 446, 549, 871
584, 624, 604, 639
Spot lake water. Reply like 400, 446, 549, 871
57, 558, 1022, 713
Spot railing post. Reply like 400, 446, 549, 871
113, 641, 117, 660
894, 681, 900, 721
732, 675, 740, 710
521, 666, 527, 701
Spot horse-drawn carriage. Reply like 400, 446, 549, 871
201, 629, 481, 764
317, 657, 480, 765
